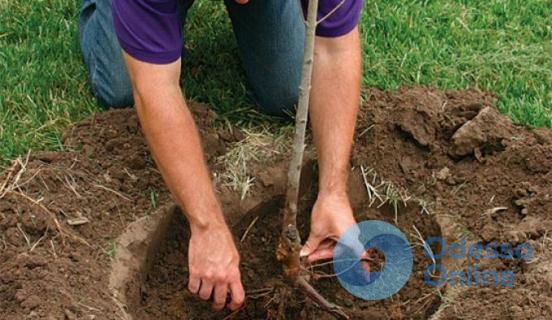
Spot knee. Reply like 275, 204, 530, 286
252, 83, 298, 117
90, 70, 134, 108
92, 81, 133, 108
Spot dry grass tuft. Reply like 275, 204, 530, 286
0, 153, 92, 247
358, 165, 430, 223
215, 126, 291, 199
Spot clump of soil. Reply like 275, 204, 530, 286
1, 87, 551, 319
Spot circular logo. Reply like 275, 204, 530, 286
333, 220, 413, 300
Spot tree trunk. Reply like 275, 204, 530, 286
277, 0, 319, 281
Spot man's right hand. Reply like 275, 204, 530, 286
187, 222, 245, 311
118, 53, 245, 311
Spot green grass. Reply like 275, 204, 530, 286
359, 0, 551, 127
1, 0, 550, 163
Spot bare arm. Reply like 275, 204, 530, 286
123, 55, 220, 228
121, 52, 244, 311
311, 27, 360, 199
301, 27, 361, 261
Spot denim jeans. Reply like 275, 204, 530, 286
78, 0, 305, 116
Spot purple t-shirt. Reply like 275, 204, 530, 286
113, 0, 363, 64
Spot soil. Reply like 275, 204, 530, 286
131, 182, 442, 320
1, 87, 551, 320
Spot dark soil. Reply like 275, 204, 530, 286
0, 103, 237, 319
131, 182, 442, 320
352, 88, 552, 319
1, 87, 551, 320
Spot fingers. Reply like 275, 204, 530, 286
340, 228, 366, 257
188, 274, 201, 294
300, 233, 324, 257
361, 260, 371, 273
198, 280, 214, 301
302, 237, 335, 261
212, 283, 229, 311
227, 279, 245, 311
307, 247, 334, 263
190, 272, 244, 311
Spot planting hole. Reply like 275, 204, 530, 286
125, 174, 444, 319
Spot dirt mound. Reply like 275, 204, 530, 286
354, 87, 552, 319
355, 87, 551, 243
0, 103, 239, 319
1, 87, 551, 319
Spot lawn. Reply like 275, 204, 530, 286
1, 0, 550, 163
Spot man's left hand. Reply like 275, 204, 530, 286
300, 192, 357, 263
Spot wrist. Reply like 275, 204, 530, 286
318, 169, 349, 199
317, 186, 348, 201
176, 193, 227, 232
314, 189, 353, 218
185, 204, 226, 230
189, 215, 228, 237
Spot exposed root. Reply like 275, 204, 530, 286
222, 306, 246, 320
278, 224, 350, 318
296, 277, 350, 320
276, 223, 302, 280
247, 287, 275, 300
276, 287, 289, 320
240, 215, 259, 243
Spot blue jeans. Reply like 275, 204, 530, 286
78, 0, 305, 116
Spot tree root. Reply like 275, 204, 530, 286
277, 226, 350, 319
296, 277, 350, 319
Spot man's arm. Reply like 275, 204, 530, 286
301, 27, 361, 261
121, 52, 245, 311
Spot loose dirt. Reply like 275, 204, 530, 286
0, 87, 550, 319
130, 181, 442, 319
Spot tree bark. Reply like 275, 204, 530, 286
276, 1, 350, 318
277, 0, 319, 281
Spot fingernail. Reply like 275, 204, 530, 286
300, 248, 308, 257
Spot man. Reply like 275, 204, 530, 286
79, 0, 362, 312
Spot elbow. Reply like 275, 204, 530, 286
131, 76, 181, 112
314, 26, 360, 57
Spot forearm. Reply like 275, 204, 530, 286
310, 27, 361, 196
137, 90, 223, 228
123, 54, 224, 231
